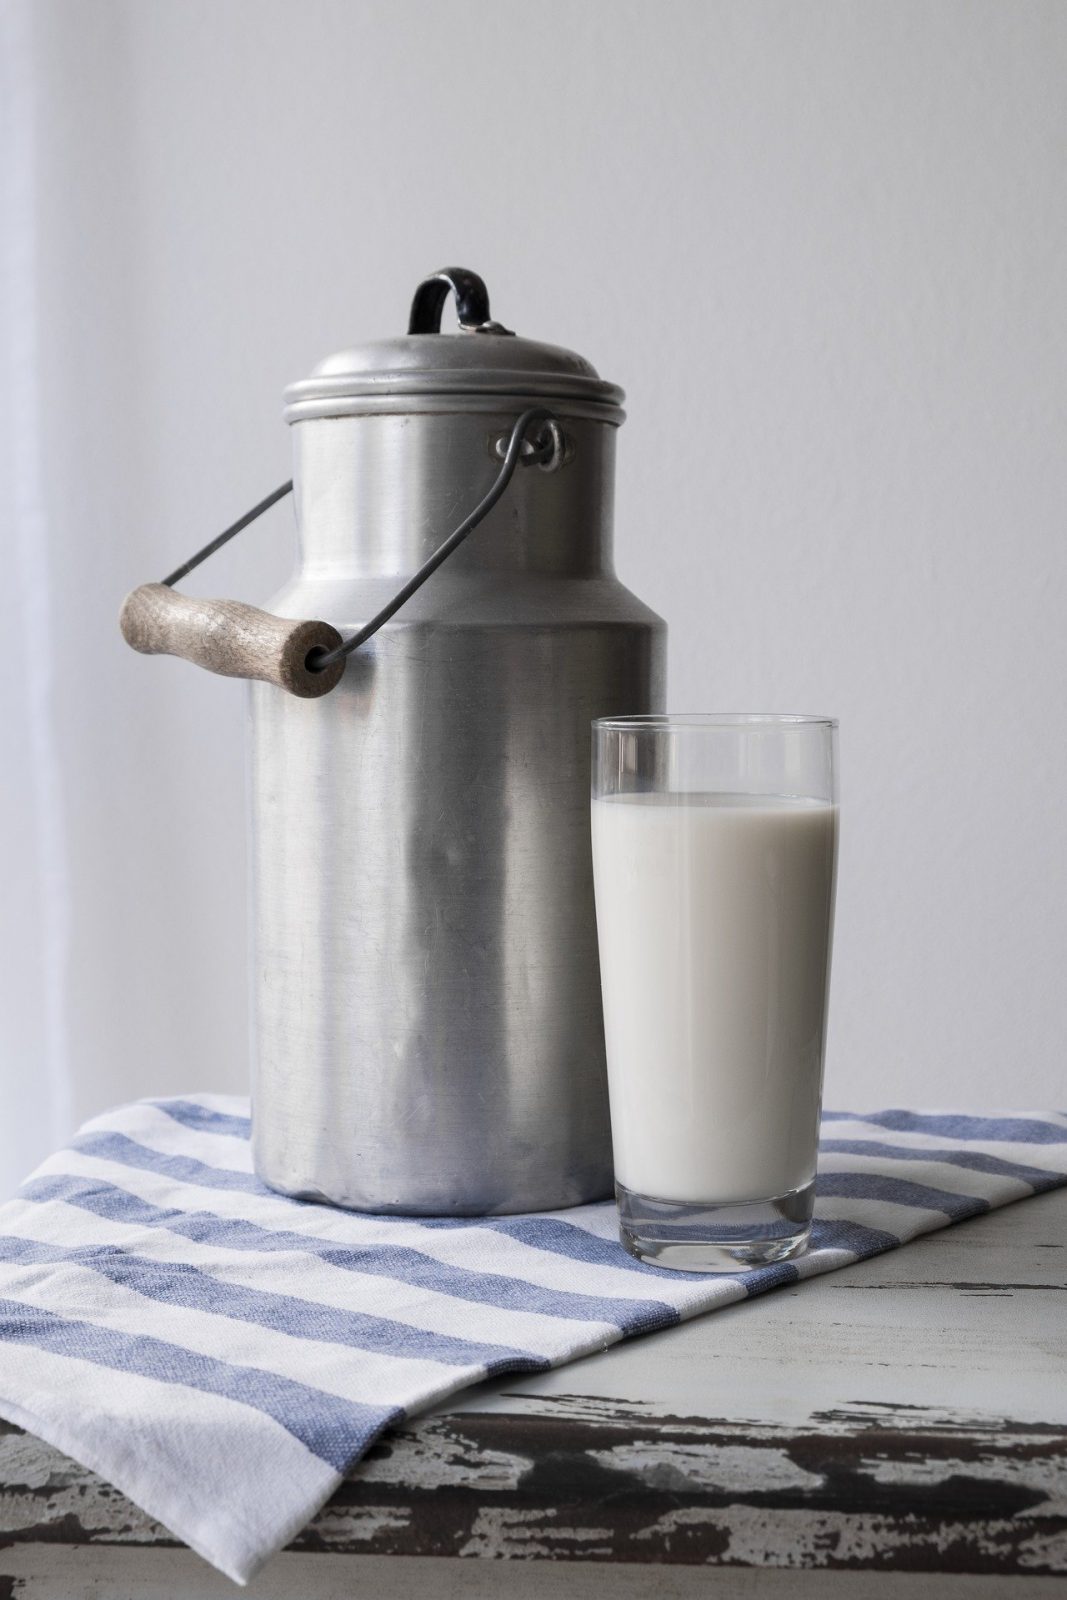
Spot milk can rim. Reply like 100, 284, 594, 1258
283, 329, 627, 416
283, 332, 625, 420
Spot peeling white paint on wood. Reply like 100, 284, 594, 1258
589, 1441, 825, 1493
727, 1505, 1016, 1568
355, 1426, 531, 1491
0, 1483, 160, 1542
306, 1503, 413, 1545
1017, 1527, 1067, 1570
636, 1503, 1048, 1569
857, 1446, 1067, 1510
458, 1507, 615, 1560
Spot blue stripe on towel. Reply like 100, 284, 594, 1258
72, 1132, 265, 1194
0, 1234, 546, 1374
0, 1296, 395, 1471
21, 1175, 680, 1335
742, 1260, 801, 1295
816, 1171, 990, 1220
819, 1137, 1060, 1191
808, 1217, 901, 1255
149, 1101, 254, 1140
820, 1110, 1067, 1144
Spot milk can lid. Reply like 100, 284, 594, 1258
283, 267, 624, 424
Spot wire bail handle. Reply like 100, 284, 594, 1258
153, 403, 556, 666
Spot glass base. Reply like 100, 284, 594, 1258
616, 1179, 816, 1272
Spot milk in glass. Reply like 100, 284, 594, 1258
591, 793, 837, 1203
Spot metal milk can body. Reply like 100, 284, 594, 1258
249, 284, 665, 1213
114, 271, 666, 1215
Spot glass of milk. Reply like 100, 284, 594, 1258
591, 714, 838, 1271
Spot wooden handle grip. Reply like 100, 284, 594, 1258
119, 584, 346, 698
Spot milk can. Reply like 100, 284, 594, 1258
122, 267, 666, 1213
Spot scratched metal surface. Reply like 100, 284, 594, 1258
0, 1188, 1064, 1594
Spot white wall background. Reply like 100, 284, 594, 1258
2, 0, 1065, 1190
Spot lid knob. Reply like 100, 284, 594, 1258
407, 267, 514, 336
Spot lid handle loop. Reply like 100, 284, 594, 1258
407, 267, 513, 336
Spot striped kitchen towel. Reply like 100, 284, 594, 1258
0, 1099, 1064, 1583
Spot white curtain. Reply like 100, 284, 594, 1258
0, 0, 259, 1194
0, 0, 73, 1188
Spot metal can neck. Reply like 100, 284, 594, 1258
292, 411, 615, 582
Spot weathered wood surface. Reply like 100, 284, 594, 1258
0, 1188, 1064, 1596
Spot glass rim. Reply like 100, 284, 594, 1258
592, 712, 838, 733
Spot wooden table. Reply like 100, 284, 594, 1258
1, 1189, 1064, 1598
